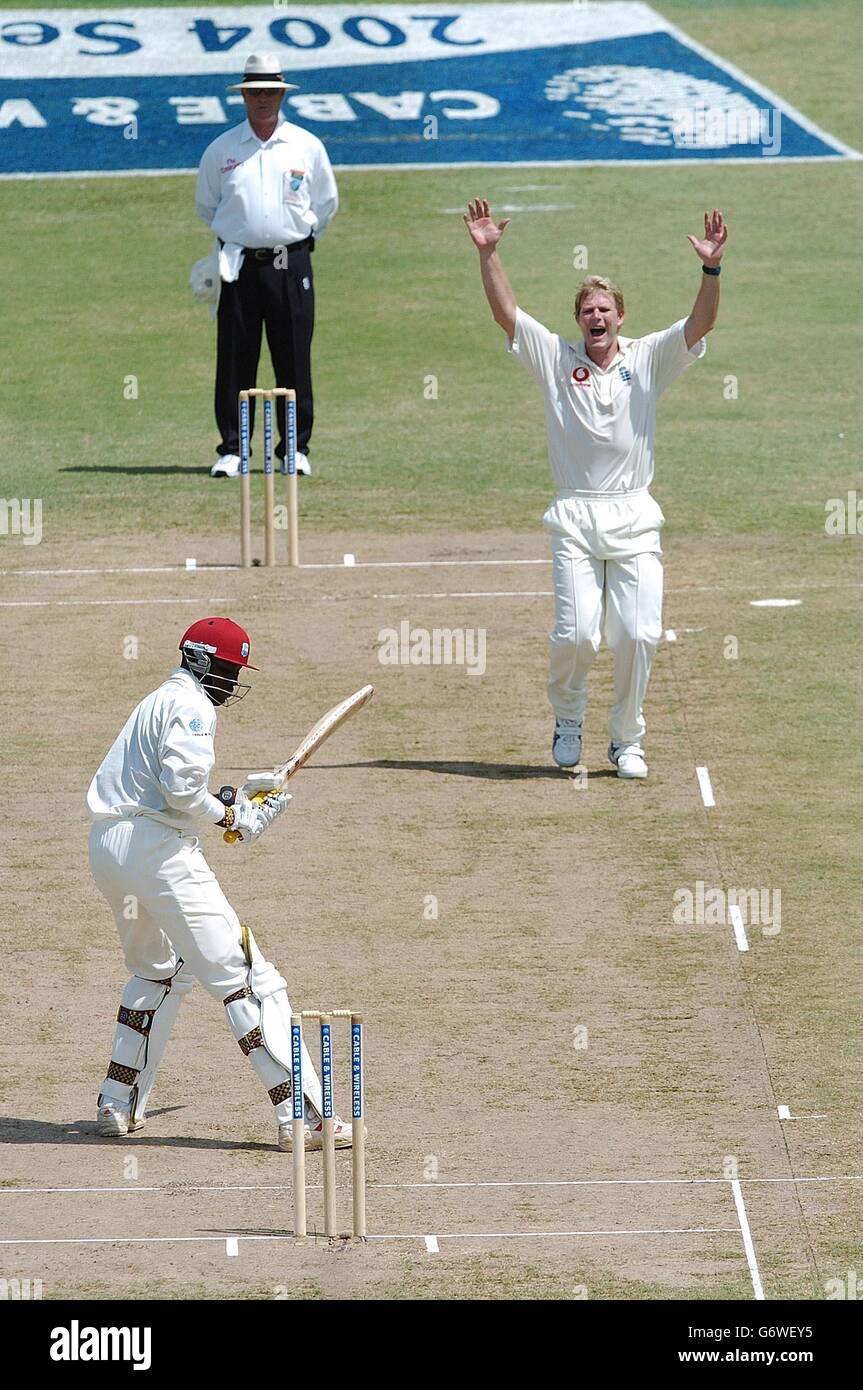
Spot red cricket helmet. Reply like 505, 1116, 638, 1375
179, 617, 258, 670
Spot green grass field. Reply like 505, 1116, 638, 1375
1, 0, 862, 1308
2, 0, 861, 546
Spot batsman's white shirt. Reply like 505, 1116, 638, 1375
508, 309, 705, 557
86, 668, 226, 832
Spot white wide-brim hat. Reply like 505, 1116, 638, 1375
227, 53, 298, 92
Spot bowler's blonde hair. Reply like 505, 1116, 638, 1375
574, 275, 625, 319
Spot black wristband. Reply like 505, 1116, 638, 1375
702, 265, 721, 276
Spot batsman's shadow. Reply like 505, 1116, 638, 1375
0, 1115, 277, 1153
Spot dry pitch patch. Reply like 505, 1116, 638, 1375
1, 527, 860, 1299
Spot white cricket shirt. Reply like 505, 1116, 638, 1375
508, 309, 706, 494
86, 668, 226, 833
196, 116, 339, 247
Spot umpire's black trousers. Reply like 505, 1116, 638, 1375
215, 240, 315, 460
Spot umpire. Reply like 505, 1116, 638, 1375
196, 54, 339, 479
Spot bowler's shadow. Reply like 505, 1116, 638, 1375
325, 759, 620, 781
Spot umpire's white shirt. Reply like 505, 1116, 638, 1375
508, 309, 705, 495
86, 669, 226, 832
196, 115, 339, 250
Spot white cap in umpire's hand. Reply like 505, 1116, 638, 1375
227, 53, 299, 92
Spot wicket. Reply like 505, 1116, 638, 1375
238, 387, 299, 569
291, 1010, 366, 1243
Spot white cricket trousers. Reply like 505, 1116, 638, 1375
545, 492, 665, 745
89, 814, 321, 1125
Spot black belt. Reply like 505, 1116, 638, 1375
244, 237, 313, 260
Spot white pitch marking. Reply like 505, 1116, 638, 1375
749, 599, 802, 608
665, 629, 677, 642
0, 1227, 740, 1249
424, 1235, 440, 1253
226, 1237, 238, 1257
0, 597, 231, 610
0, 565, 235, 577
729, 904, 749, 954
374, 591, 552, 601
5, 1175, 862, 1197
6, 1174, 862, 1197
343, 553, 356, 566
777, 1107, 828, 1121
696, 766, 716, 808
185, 558, 197, 571
731, 1179, 765, 1300
0, 559, 549, 578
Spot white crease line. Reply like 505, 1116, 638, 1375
729, 904, 749, 954
665, 629, 677, 642
3, 1173, 856, 1195
0, 1227, 739, 1249
424, 1235, 440, 1253
373, 591, 553, 600
750, 598, 802, 608
3, 560, 862, 590
0, 559, 548, 578
226, 1237, 238, 1258
0, 566, 236, 577
6, 1174, 859, 1196
0, 598, 231, 609
384, 1227, 739, 1240
696, 765, 716, 808
731, 1179, 765, 1301
777, 1107, 828, 1122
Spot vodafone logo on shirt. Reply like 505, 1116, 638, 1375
571, 366, 591, 386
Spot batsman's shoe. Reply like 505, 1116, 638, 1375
278, 1116, 358, 1152
211, 453, 241, 478
608, 742, 648, 780
96, 1102, 146, 1138
294, 452, 311, 477
552, 718, 583, 768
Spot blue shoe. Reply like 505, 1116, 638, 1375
552, 718, 583, 768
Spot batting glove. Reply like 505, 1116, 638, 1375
219, 790, 292, 844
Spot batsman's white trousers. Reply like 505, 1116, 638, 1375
544, 490, 664, 745
89, 814, 322, 1123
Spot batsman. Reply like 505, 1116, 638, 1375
466, 201, 727, 778
86, 617, 357, 1149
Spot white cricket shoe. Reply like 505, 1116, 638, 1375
278, 1116, 357, 1152
294, 452, 311, 477
552, 718, 583, 768
96, 1101, 146, 1137
609, 742, 648, 780
211, 453, 241, 478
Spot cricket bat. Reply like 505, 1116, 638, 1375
223, 683, 375, 843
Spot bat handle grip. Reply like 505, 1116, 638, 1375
222, 789, 273, 845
